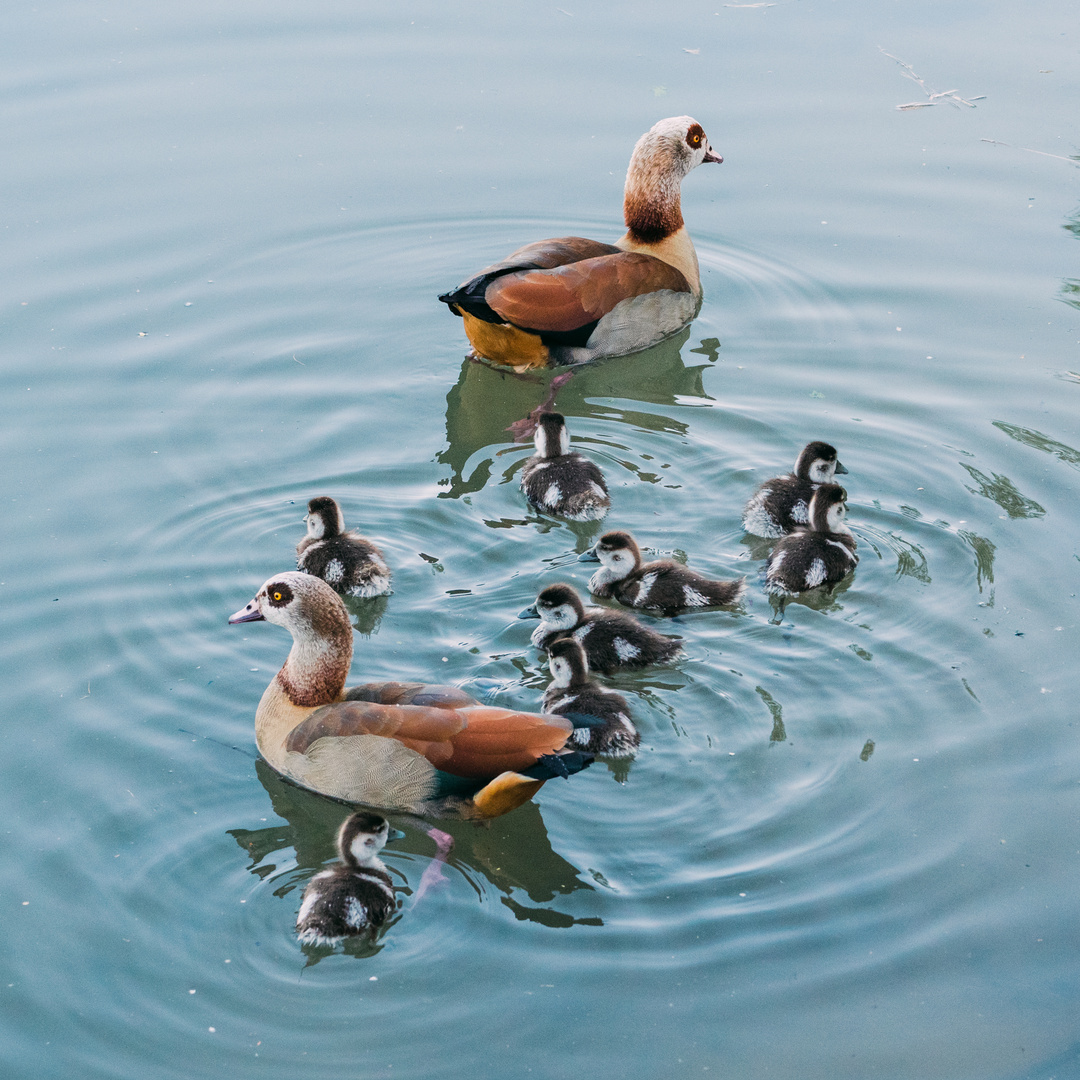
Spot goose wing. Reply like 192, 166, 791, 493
285, 702, 574, 779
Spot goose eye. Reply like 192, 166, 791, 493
266, 582, 294, 608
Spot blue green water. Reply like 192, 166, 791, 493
3, 2, 1079, 1077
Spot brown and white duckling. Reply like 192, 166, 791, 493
296, 812, 397, 946
542, 638, 640, 758
296, 496, 392, 598
764, 483, 858, 595
580, 529, 745, 616
229, 572, 591, 819
742, 441, 848, 538
439, 116, 723, 367
518, 582, 682, 675
520, 412, 610, 521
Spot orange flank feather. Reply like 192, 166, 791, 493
460, 314, 549, 368
285, 701, 573, 779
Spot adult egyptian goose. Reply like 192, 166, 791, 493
580, 529, 745, 615
295, 811, 397, 946
229, 572, 591, 818
742, 442, 849, 538
439, 116, 722, 367
764, 484, 859, 595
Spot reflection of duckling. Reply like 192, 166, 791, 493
765, 484, 858, 594
542, 637, 640, 757
581, 529, 744, 615
296, 497, 392, 598
519, 583, 682, 675
439, 116, 722, 366
743, 442, 848, 538
520, 413, 610, 521
296, 812, 396, 946
228, 572, 591, 818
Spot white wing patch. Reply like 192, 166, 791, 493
683, 585, 710, 607
805, 558, 827, 588
613, 637, 641, 661
790, 499, 809, 524
543, 483, 562, 508
635, 571, 658, 604
324, 558, 345, 585
344, 897, 369, 929
573, 623, 593, 642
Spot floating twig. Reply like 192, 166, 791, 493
981, 138, 1080, 166
880, 48, 985, 109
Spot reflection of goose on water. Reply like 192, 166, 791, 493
230, 763, 601, 935
439, 116, 722, 367
228, 572, 591, 819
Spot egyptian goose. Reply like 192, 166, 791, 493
229, 572, 591, 818
439, 116, 722, 366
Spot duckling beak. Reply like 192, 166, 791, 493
703, 147, 723, 164
387, 827, 406, 842
517, 604, 540, 620
835, 460, 849, 475
577, 546, 600, 563
228, 598, 265, 624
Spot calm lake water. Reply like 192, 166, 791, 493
3, 1, 1079, 1078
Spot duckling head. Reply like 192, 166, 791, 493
534, 412, 571, 460
337, 811, 390, 869
793, 442, 847, 484
304, 496, 345, 540
546, 637, 591, 689
580, 530, 642, 580
518, 583, 586, 631
808, 483, 851, 534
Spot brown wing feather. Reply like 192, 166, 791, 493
487, 252, 691, 332
470, 237, 622, 279
285, 703, 573, 778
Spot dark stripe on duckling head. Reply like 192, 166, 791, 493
535, 583, 587, 618
793, 442, 839, 480
807, 483, 848, 532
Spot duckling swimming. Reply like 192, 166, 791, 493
580, 529, 745, 615
229, 572, 591, 818
296, 496, 392, 598
743, 441, 848, 538
542, 637, 640, 757
518, 582, 682, 675
520, 412, 610, 521
296, 811, 397, 946
764, 483, 858, 595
